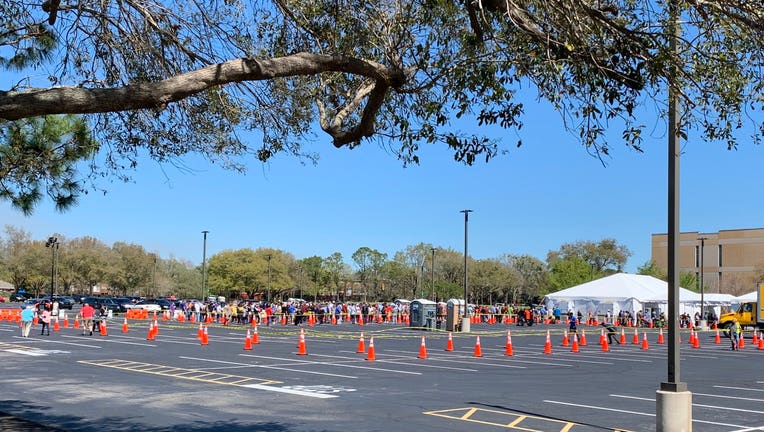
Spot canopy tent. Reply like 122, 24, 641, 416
735, 291, 757, 302
544, 273, 702, 317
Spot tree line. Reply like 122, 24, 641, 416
2, 225, 666, 304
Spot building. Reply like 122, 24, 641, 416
651, 228, 764, 296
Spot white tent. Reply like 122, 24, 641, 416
735, 291, 757, 302
544, 273, 701, 317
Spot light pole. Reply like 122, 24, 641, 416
431, 247, 436, 301
266, 254, 272, 303
460, 210, 472, 333
417, 256, 425, 298
698, 236, 708, 329
201, 230, 209, 301
45, 237, 59, 300
152, 254, 157, 298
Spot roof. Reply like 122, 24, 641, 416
544, 273, 700, 303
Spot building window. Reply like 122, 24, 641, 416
695, 245, 700, 268
718, 272, 722, 293
718, 244, 722, 267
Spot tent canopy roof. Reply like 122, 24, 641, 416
544, 273, 700, 303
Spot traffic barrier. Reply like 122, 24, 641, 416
357, 332, 366, 353
251, 326, 260, 344
297, 328, 307, 355
641, 332, 649, 350
366, 337, 376, 361
418, 336, 428, 359
244, 329, 253, 350
505, 330, 514, 356
571, 334, 579, 353
122, 318, 129, 333
544, 330, 552, 354
445, 332, 454, 352
561, 330, 569, 347
473, 336, 483, 357
658, 328, 665, 344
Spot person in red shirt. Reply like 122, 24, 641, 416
80, 303, 96, 336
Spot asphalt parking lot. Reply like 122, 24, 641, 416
1, 308, 763, 432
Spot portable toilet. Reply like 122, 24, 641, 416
446, 299, 466, 332
409, 299, 437, 330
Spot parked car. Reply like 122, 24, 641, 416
129, 298, 171, 312
55, 296, 75, 310
10, 293, 27, 302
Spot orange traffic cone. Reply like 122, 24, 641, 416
544, 330, 552, 354
146, 321, 155, 340
418, 336, 428, 359
632, 328, 639, 344
579, 329, 587, 346
200, 325, 209, 345
758, 335, 764, 350
602, 336, 610, 352
619, 328, 626, 345
571, 333, 579, 353
73, 316, 80, 329
296, 328, 307, 355
641, 332, 649, 350
53, 320, 60, 332
357, 332, 366, 353
657, 328, 665, 344
244, 329, 253, 350
100, 321, 108, 336
739, 332, 746, 349
63, 316, 69, 328
197, 323, 203, 339
599, 328, 606, 345
474, 336, 483, 357
505, 330, 514, 356
714, 329, 721, 344
366, 337, 376, 361
445, 332, 454, 352
561, 330, 570, 347
122, 318, 129, 333
753, 331, 759, 345
153, 319, 159, 336
692, 331, 700, 348
251, 325, 260, 344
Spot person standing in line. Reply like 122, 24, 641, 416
40, 304, 52, 336
21, 305, 35, 337
80, 302, 95, 336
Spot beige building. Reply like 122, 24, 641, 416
651, 228, 764, 296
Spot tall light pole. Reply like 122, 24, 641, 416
698, 236, 708, 328
152, 254, 157, 298
266, 254, 272, 303
460, 210, 472, 333
431, 247, 436, 301
657, 1, 691, 429
45, 237, 59, 300
201, 230, 209, 301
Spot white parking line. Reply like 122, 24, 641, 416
544, 400, 749, 428
610, 394, 764, 414
716, 385, 764, 393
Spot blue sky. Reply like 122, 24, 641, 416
2, 92, 763, 272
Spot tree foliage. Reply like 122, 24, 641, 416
1, 0, 762, 210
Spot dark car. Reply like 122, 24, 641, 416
82, 297, 122, 313
55, 296, 75, 310
10, 293, 27, 302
